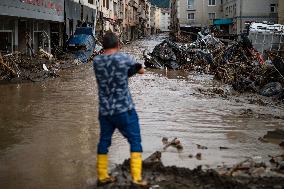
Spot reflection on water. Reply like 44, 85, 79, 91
0, 35, 284, 189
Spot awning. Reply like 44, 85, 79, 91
213, 18, 233, 25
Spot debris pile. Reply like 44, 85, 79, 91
144, 33, 284, 99
0, 51, 79, 82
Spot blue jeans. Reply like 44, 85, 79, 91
97, 109, 143, 154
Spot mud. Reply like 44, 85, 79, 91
95, 152, 284, 189
0, 34, 284, 189
258, 129, 284, 147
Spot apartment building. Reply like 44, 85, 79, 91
160, 8, 171, 32
220, 0, 278, 34
170, 0, 280, 35
138, 0, 151, 37
177, 0, 223, 27
150, 6, 161, 34
146, 2, 152, 35
96, 0, 150, 41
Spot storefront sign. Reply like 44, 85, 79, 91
20, 0, 63, 14
0, 0, 64, 22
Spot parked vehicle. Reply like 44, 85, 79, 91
67, 27, 102, 63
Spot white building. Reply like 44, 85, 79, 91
150, 5, 161, 33
160, 8, 170, 32
221, 0, 279, 34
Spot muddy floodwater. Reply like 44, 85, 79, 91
0, 34, 284, 189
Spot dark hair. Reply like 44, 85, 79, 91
102, 32, 119, 49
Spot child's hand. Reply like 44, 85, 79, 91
128, 64, 144, 77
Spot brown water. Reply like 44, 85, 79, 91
0, 34, 283, 189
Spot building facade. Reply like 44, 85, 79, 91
221, 0, 279, 34
0, 0, 99, 55
96, 0, 151, 41
150, 5, 161, 34
160, 8, 171, 32
177, 0, 223, 27
150, 6, 161, 34
65, 0, 98, 40
0, 0, 153, 55
0, 0, 64, 54
170, 0, 280, 35
146, 1, 152, 35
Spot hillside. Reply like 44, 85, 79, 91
150, 0, 170, 8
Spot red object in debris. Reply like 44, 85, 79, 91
250, 49, 265, 65
256, 52, 265, 65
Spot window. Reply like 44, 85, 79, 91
208, 13, 216, 20
88, 0, 94, 4
188, 13, 195, 20
208, 0, 216, 6
270, 4, 277, 13
188, 0, 194, 9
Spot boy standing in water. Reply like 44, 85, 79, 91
93, 32, 147, 186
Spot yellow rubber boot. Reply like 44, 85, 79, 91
130, 152, 148, 187
97, 154, 116, 185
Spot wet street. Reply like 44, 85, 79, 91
0, 34, 284, 189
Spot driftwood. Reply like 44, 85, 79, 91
163, 137, 177, 150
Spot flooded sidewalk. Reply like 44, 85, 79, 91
0, 34, 283, 189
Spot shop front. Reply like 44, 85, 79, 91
0, 0, 64, 54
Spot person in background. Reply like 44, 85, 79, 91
93, 32, 147, 187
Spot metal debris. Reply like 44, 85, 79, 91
144, 33, 284, 99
